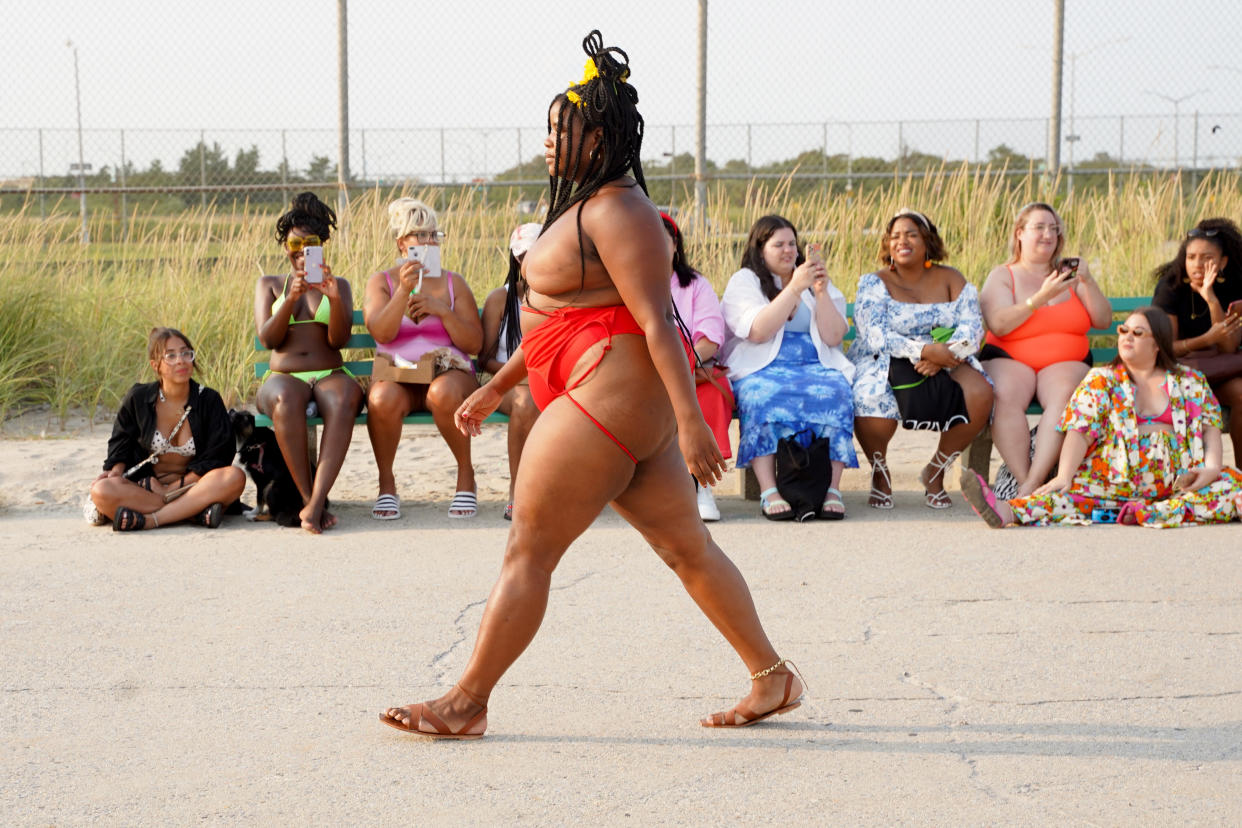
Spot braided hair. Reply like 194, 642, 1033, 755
274, 191, 337, 243
541, 32, 647, 290
501, 251, 524, 359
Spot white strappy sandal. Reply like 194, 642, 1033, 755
920, 450, 961, 510
868, 452, 895, 510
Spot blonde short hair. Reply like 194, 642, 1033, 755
388, 198, 438, 240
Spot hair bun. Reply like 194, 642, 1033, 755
581, 30, 631, 85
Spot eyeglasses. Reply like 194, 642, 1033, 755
1116, 325, 1149, 338
406, 230, 446, 244
1187, 227, 1220, 239
161, 349, 195, 363
1024, 223, 1061, 235
284, 235, 323, 253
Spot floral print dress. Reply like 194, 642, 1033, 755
848, 271, 987, 420
1008, 364, 1242, 528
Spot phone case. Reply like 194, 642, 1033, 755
304, 246, 325, 283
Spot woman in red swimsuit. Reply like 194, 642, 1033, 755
980, 202, 1112, 497
379, 31, 802, 739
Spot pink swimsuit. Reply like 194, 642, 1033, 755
375, 271, 469, 366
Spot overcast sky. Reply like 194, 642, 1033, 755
3, 1, 1238, 177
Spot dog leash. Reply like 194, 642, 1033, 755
124, 406, 192, 480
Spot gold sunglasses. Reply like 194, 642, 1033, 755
285, 235, 323, 253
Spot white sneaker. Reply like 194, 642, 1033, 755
696, 485, 721, 522
83, 494, 108, 526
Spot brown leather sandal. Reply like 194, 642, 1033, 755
701, 667, 803, 728
379, 698, 488, 740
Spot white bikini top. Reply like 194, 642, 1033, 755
150, 428, 195, 458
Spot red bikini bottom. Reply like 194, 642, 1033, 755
521, 304, 685, 463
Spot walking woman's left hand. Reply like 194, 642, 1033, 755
680, 419, 726, 487
455, 383, 503, 437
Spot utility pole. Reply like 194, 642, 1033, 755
68, 40, 89, 244
693, 0, 707, 233
336, 0, 350, 224
1047, 0, 1064, 179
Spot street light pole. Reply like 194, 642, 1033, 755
1063, 36, 1130, 197
1145, 88, 1209, 169
68, 40, 88, 244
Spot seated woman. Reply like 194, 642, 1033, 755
88, 327, 246, 530
663, 212, 732, 522
720, 214, 856, 520
1151, 217, 1242, 455
848, 209, 994, 510
364, 198, 483, 519
980, 202, 1112, 496
962, 306, 1242, 528
479, 222, 543, 521
254, 192, 363, 534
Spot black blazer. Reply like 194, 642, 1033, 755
103, 380, 235, 480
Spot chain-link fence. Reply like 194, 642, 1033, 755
3, 1, 1239, 213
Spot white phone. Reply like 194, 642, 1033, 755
418, 245, 442, 279
303, 245, 325, 284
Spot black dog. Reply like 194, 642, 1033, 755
230, 409, 321, 527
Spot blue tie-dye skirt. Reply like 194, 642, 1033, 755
733, 332, 857, 469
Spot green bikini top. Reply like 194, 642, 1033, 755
271, 275, 331, 325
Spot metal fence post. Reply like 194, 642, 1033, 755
897, 121, 904, 174
516, 126, 522, 174
1192, 109, 1200, 190
974, 119, 980, 163
37, 128, 45, 221
336, 0, 350, 222
199, 129, 207, 209
822, 122, 828, 177
440, 128, 446, 184
361, 128, 367, 183
281, 129, 289, 205
1119, 115, 1125, 164
119, 129, 127, 239
746, 123, 752, 172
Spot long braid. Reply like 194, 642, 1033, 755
542, 31, 649, 298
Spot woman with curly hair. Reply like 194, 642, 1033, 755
1151, 217, 1242, 452
380, 31, 802, 740
253, 192, 363, 533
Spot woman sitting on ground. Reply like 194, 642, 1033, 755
1151, 217, 1242, 455
364, 198, 483, 520
89, 327, 246, 531
980, 202, 1112, 497
663, 212, 732, 522
720, 214, 856, 520
254, 191, 363, 534
479, 222, 543, 520
848, 209, 994, 510
962, 306, 1242, 528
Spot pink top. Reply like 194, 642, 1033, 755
669, 273, 726, 348
375, 270, 469, 364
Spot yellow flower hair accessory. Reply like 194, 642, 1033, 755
566, 57, 628, 109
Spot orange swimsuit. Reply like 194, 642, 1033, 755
983, 267, 1092, 371
521, 304, 692, 463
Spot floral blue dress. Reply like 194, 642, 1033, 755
847, 271, 987, 420
734, 303, 857, 469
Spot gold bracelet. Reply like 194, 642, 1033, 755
750, 657, 788, 681
1025, 297, 1036, 311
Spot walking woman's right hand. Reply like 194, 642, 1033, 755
679, 419, 726, 487
455, 383, 503, 437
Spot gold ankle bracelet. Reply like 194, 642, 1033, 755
750, 657, 787, 681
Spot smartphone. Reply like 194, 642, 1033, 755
805, 242, 824, 266
1059, 257, 1080, 281
303, 245, 324, 284
404, 246, 423, 265
1228, 299, 1242, 319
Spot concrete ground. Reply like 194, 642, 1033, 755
2, 490, 1240, 825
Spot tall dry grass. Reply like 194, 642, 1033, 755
2, 169, 1239, 423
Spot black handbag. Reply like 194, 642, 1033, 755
888, 358, 969, 432
775, 429, 832, 522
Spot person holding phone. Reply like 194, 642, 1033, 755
979, 202, 1112, 497
1151, 218, 1242, 454
254, 192, 363, 534
962, 306, 1242, 529
719, 214, 856, 520
363, 198, 483, 520
88, 327, 246, 531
